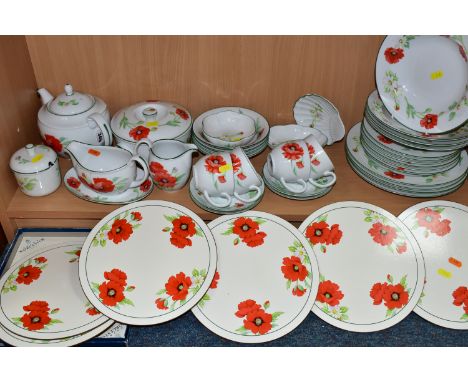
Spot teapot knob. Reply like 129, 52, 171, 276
64, 84, 74, 96
25, 143, 35, 157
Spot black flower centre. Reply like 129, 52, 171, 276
136, 129, 142, 135
380, 229, 387, 236
162, 178, 168, 183
293, 265, 300, 272
254, 317, 263, 326
427, 118, 432, 123
178, 283, 184, 291
289, 146, 296, 151
425, 216, 433, 222
391, 50, 397, 56
391, 292, 400, 301
31, 316, 41, 323
116, 227, 121, 233
325, 292, 332, 299
315, 229, 322, 236
181, 224, 188, 231
108, 289, 116, 297
213, 159, 219, 164
241, 224, 250, 231
23, 272, 29, 278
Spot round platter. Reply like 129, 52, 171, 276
79, 200, 217, 325
0, 243, 110, 339
376, 35, 468, 134
399, 201, 468, 329
192, 211, 320, 343
299, 201, 425, 332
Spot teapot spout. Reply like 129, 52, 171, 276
37, 88, 54, 105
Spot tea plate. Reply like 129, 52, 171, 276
299, 201, 425, 332
399, 201, 468, 329
0, 243, 110, 339
79, 201, 217, 325
376, 35, 468, 133
192, 211, 319, 343
64, 168, 154, 205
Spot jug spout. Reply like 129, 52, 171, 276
37, 88, 54, 105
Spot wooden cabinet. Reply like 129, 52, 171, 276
0, 36, 466, 241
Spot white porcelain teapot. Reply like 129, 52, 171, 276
37, 84, 112, 157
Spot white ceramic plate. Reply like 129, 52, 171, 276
79, 201, 217, 325
399, 201, 468, 329
376, 35, 468, 133
0, 243, 110, 339
192, 211, 320, 343
299, 201, 425, 332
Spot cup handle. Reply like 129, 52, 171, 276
129, 156, 150, 188
88, 113, 112, 146
133, 138, 153, 157
308, 171, 336, 188
280, 178, 307, 194
203, 190, 232, 208
234, 185, 262, 203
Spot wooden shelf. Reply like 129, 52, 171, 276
7, 140, 468, 228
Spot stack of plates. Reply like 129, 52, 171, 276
192, 107, 269, 158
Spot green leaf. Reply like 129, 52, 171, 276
126, 286, 135, 292
202, 294, 211, 302
364, 210, 372, 216
317, 214, 328, 222
164, 215, 175, 222
288, 246, 297, 252
339, 306, 348, 313
364, 216, 373, 222
221, 227, 233, 235
200, 269, 207, 277
11, 317, 22, 322
254, 218, 267, 225
385, 309, 394, 318
195, 228, 204, 237
50, 319, 63, 324
157, 289, 166, 295
235, 326, 248, 334
271, 312, 284, 321
10, 285, 17, 291
387, 274, 394, 284
192, 269, 199, 277
399, 274, 407, 288
286, 279, 292, 289
263, 301, 270, 309
320, 245, 326, 253
121, 298, 135, 307
461, 313, 468, 320
91, 282, 101, 290
449, 111, 456, 121
340, 314, 349, 321
319, 274, 325, 282
100, 239, 106, 247
233, 237, 240, 246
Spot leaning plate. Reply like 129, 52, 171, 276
0, 243, 110, 339
399, 201, 468, 329
192, 211, 320, 343
299, 201, 425, 332
79, 201, 217, 325
376, 35, 468, 133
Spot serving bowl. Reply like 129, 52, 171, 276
202, 111, 257, 147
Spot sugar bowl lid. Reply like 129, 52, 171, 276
47, 84, 96, 116
10, 144, 57, 174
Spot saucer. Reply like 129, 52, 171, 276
64, 168, 154, 205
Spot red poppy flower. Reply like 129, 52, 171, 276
370, 282, 388, 305
420, 114, 438, 130
153, 172, 177, 188
165, 272, 192, 301
139, 179, 152, 192
170, 232, 192, 248
416, 208, 441, 231
396, 242, 407, 254
243, 231, 267, 247
317, 280, 344, 306
465, 305, 468, 315
306, 143, 321, 166
281, 142, 304, 161
98, 280, 125, 306
292, 287, 306, 296
86, 307, 100, 316
21, 311, 51, 331
16, 265, 42, 285
172, 216, 196, 237
107, 218, 134, 244
131, 211, 142, 221
204, 155, 226, 174
149, 161, 166, 175
384, 171, 405, 179
92, 178, 116, 193
129, 125, 150, 141
74, 250, 81, 257
43, 134, 63, 153
104, 268, 128, 287
35, 257, 47, 263
384, 47, 405, 64
243, 309, 273, 335
432, 219, 451, 237
281, 256, 309, 282
235, 299, 261, 318
326, 224, 343, 245
296, 161, 304, 169
23, 301, 50, 313
237, 173, 247, 180
210, 271, 220, 289
218, 175, 226, 183
377, 135, 393, 144
305, 221, 330, 245
230, 153, 241, 173
233, 217, 259, 239
459, 44, 467, 62
66, 177, 81, 189
383, 284, 409, 310
155, 298, 168, 310
368, 222, 397, 246
176, 108, 189, 120
452, 286, 468, 306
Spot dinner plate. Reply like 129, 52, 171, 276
299, 201, 425, 332
376, 35, 468, 133
192, 211, 319, 343
399, 201, 468, 329
79, 201, 217, 325
0, 243, 110, 339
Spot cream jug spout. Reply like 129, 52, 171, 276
37, 88, 54, 105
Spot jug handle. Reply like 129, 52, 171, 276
234, 185, 262, 203
308, 171, 336, 188
203, 191, 232, 208
280, 178, 307, 194
133, 138, 153, 156
88, 113, 113, 146
129, 156, 150, 188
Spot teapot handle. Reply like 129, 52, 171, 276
129, 156, 150, 188
88, 113, 113, 146
308, 171, 336, 188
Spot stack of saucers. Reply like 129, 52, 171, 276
191, 107, 269, 158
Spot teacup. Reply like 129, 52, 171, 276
192, 152, 235, 208
304, 136, 336, 188
202, 111, 257, 147
230, 147, 262, 203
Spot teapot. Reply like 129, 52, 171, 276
37, 84, 113, 157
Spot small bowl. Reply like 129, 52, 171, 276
202, 111, 257, 147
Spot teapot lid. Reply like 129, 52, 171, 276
10, 144, 57, 174
47, 84, 96, 116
